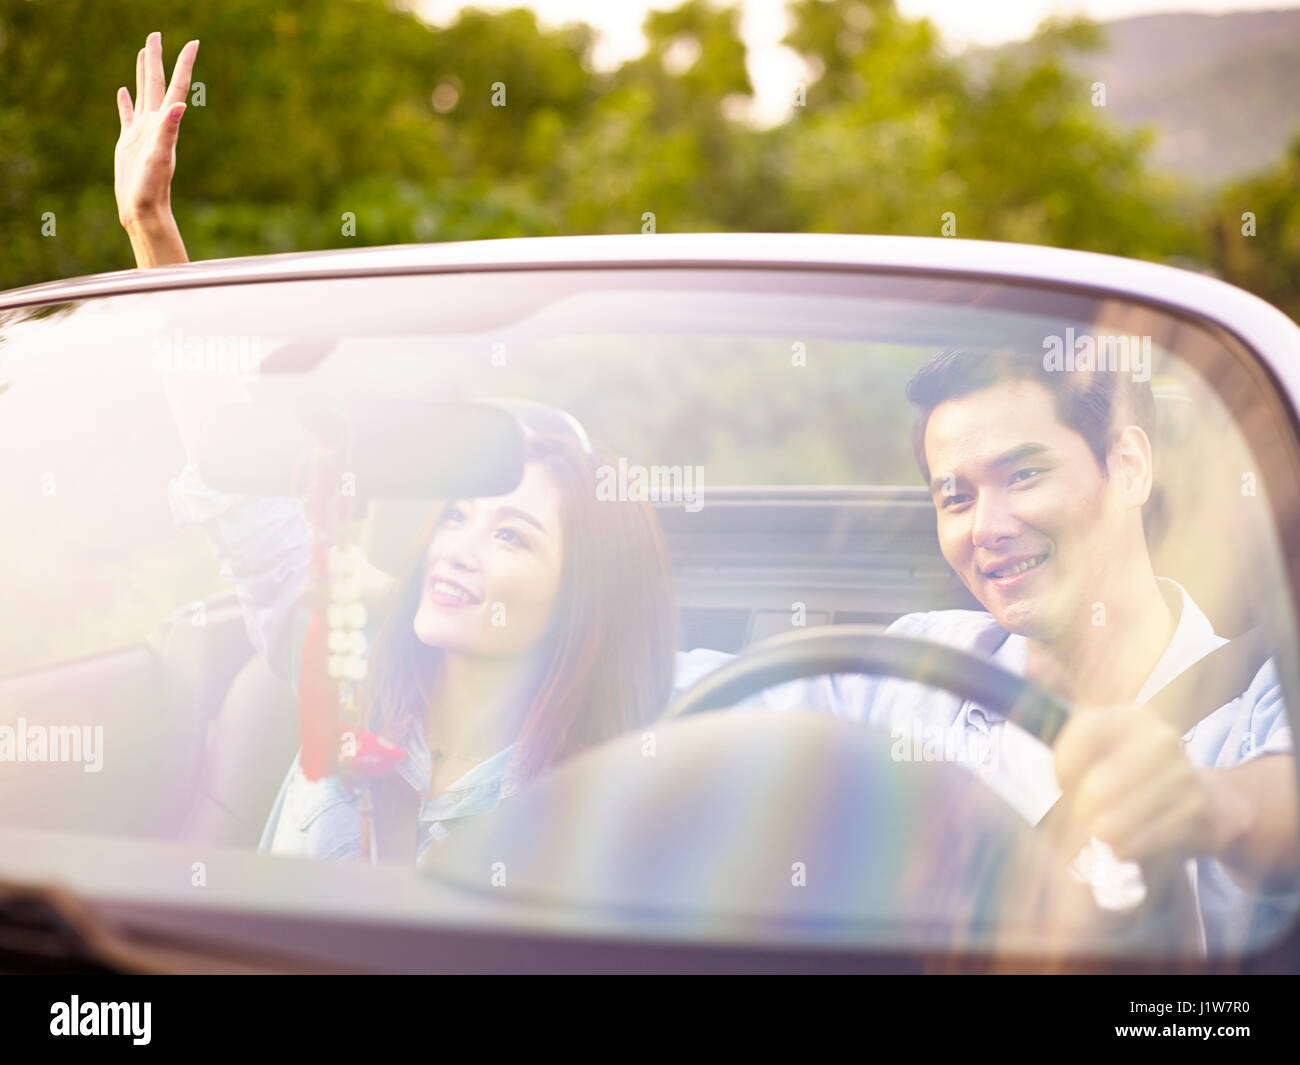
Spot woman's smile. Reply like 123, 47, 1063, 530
425, 574, 484, 609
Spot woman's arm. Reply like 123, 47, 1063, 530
124, 208, 189, 268
115, 33, 315, 688
168, 466, 314, 694
115, 32, 197, 268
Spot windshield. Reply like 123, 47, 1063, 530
1, 266, 1298, 964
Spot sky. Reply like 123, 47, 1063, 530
418, 0, 1295, 123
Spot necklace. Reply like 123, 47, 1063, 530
426, 744, 486, 801
429, 746, 482, 765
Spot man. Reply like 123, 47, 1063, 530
678, 348, 1299, 954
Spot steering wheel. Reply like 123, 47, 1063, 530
665, 625, 1202, 954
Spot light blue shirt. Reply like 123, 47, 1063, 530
258, 737, 519, 867
675, 581, 1298, 956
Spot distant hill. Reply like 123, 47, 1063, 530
973, 8, 1300, 185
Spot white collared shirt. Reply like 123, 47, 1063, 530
674, 577, 1296, 955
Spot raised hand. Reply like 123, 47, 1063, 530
114, 32, 198, 231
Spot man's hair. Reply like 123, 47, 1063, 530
905, 348, 1164, 541
905, 348, 1156, 483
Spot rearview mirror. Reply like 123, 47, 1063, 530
196, 397, 527, 500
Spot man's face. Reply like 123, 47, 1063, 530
924, 378, 1124, 641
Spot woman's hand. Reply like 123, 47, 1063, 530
115, 32, 198, 266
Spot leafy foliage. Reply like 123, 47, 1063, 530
0, 0, 1291, 317
1208, 134, 1300, 323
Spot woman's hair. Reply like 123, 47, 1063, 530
358, 432, 678, 784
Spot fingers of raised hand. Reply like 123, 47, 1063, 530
135, 46, 146, 114
145, 31, 166, 111
164, 40, 199, 112
116, 86, 135, 133
126, 33, 196, 130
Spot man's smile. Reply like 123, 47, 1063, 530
980, 549, 1050, 588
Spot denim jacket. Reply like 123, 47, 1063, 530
167, 463, 518, 865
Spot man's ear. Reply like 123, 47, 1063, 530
1109, 424, 1154, 507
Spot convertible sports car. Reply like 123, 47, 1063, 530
0, 232, 1297, 973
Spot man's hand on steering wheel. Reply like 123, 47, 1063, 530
1054, 704, 1251, 867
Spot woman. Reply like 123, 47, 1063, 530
120, 32, 678, 863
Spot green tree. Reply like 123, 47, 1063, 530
774, 6, 1195, 258
1209, 133, 1300, 322
0, 0, 1239, 299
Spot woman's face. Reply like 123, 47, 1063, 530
412, 460, 566, 659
